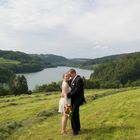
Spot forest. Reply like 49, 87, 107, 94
84, 52, 140, 88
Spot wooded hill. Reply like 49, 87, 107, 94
0, 49, 140, 88
87, 52, 140, 88
0, 50, 71, 73
0, 50, 43, 73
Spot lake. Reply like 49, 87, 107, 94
18, 66, 93, 90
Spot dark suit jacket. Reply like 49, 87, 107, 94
67, 75, 86, 106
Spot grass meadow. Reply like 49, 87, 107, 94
0, 88, 140, 140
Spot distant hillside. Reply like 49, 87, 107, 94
77, 52, 140, 69
70, 58, 92, 63
0, 50, 40, 63
0, 50, 71, 73
0, 49, 140, 77
0, 50, 75, 85
0, 57, 20, 65
0, 50, 44, 73
37, 54, 70, 67
36, 54, 89, 67
81, 52, 139, 67
89, 51, 140, 88
39, 54, 67, 62
82, 54, 121, 66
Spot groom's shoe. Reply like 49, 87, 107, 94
72, 131, 79, 136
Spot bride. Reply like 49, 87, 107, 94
58, 72, 71, 135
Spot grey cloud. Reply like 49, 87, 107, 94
0, 0, 140, 58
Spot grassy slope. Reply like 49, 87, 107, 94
0, 57, 20, 65
0, 88, 140, 140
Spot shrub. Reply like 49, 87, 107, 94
35, 82, 61, 92
100, 80, 122, 89
0, 84, 9, 96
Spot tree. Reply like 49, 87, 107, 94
0, 67, 14, 83
18, 75, 28, 94
34, 82, 61, 92
10, 75, 28, 95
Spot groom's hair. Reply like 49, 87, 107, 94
68, 69, 76, 74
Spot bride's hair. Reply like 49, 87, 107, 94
63, 72, 70, 78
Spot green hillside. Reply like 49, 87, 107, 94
0, 88, 140, 140
0, 57, 20, 65
37, 54, 71, 67
88, 51, 140, 88
0, 50, 44, 73
82, 52, 140, 67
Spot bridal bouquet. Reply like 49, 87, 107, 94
64, 104, 72, 118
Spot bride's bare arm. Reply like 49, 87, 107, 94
63, 83, 69, 105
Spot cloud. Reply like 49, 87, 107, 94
94, 42, 109, 50
69, 0, 140, 44
0, 0, 94, 30
0, 0, 140, 58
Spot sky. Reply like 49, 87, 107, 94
0, 0, 140, 58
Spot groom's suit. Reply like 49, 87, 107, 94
67, 75, 85, 134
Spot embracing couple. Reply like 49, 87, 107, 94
58, 69, 86, 136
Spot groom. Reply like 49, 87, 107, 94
67, 69, 85, 135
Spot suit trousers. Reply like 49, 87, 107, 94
71, 104, 80, 133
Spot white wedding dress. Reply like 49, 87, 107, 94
58, 81, 71, 113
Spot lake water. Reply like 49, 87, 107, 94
18, 66, 93, 90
